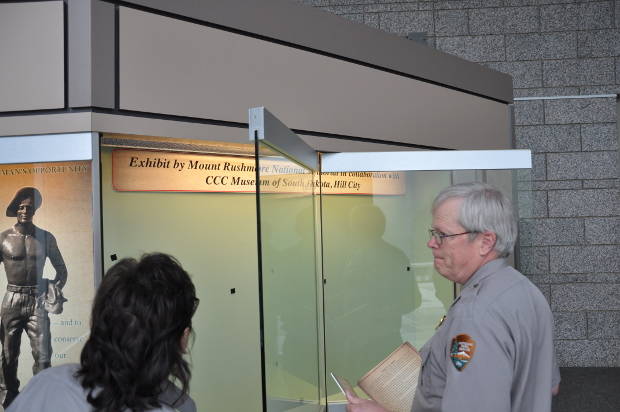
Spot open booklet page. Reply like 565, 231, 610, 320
357, 342, 422, 412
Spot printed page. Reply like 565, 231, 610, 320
357, 342, 421, 412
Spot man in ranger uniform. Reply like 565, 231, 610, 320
0, 187, 68, 407
346, 182, 560, 412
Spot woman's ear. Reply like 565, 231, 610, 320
181, 327, 191, 353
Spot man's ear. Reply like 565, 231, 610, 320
479, 231, 497, 256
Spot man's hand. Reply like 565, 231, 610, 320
345, 390, 388, 412
552, 384, 560, 396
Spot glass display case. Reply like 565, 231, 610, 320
0, 122, 531, 412
252, 107, 532, 411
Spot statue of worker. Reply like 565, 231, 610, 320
0, 187, 67, 408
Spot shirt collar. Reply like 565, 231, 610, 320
462, 258, 507, 291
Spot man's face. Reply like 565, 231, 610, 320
427, 197, 482, 284
16, 197, 35, 224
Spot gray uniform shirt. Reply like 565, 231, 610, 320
412, 259, 560, 412
7, 363, 196, 412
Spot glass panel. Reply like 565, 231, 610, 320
322, 168, 530, 407
100, 136, 262, 412
0, 160, 95, 406
256, 140, 323, 411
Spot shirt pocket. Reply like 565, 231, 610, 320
419, 348, 432, 388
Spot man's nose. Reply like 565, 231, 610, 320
427, 236, 438, 249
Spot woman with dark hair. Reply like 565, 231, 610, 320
7, 253, 198, 412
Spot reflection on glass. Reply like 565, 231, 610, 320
256, 141, 322, 410
323, 171, 451, 399
100, 142, 263, 412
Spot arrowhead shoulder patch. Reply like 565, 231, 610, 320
450, 334, 476, 371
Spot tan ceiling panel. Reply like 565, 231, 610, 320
0, 2, 64, 112
119, 7, 510, 150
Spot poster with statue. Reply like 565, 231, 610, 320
0, 161, 94, 408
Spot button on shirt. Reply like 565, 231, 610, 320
412, 259, 559, 412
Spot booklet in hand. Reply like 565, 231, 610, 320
331, 342, 422, 412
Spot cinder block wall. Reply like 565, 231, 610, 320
296, 0, 620, 367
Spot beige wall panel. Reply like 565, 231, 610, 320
91, 113, 247, 143
119, 8, 511, 150
0, 113, 91, 137
0, 2, 64, 112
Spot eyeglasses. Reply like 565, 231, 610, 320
192, 297, 200, 314
428, 229, 474, 245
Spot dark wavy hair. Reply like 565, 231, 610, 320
76, 253, 197, 412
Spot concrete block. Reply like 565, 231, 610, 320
588, 311, 620, 339
469, 7, 539, 34
480, 0, 505, 7
578, 30, 620, 58
517, 189, 548, 218
434, 9, 468, 36
550, 245, 620, 273
296, 0, 329, 6
518, 246, 549, 274
364, 4, 421, 12
419, 1, 434, 11
519, 218, 584, 246
534, 281, 551, 304
435, 35, 505, 62
434, 1, 482, 10
517, 154, 545, 181
549, 189, 619, 217
532, 153, 546, 181
322, 0, 374, 4
379, 11, 434, 36
553, 311, 587, 339
528, 273, 620, 284
581, 124, 619, 151
364, 13, 379, 28
542, 2, 614, 32
513, 87, 579, 98
530, 181, 582, 190
547, 152, 618, 180
581, 1, 614, 29
515, 125, 581, 153
585, 217, 620, 244
505, 0, 540, 6
545, 97, 616, 124
554, 339, 620, 367
485, 61, 542, 88
581, 85, 620, 95
506, 32, 577, 61
551, 283, 620, 311
583, 179, 619, 189
340, 13, 364, 24
514, 99, 544, 125
319, 5, 365, 14
543, 58, 615, 87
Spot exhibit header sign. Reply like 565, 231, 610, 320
112, 149, 405, 195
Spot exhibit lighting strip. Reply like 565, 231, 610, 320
101, 134, 255, 157
321, 150, 532, 172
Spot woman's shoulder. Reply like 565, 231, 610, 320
156, 381, 197, 412
7, 364, 89, 411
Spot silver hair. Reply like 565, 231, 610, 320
432, 182, 517, 257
